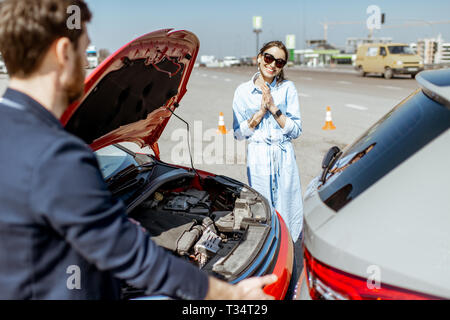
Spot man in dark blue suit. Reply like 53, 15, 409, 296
0, 0, 276, 299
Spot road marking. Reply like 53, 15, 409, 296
211, 75, 218, 79
298, 93, 311, 98
301, 77, 313, 81
377, 85, 401, 90
344, 104, 368, 111
338, 80, 352, 85
201, 74, 208, 77
224, 78, 231, 82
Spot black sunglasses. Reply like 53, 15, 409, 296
262, 52, 287, 68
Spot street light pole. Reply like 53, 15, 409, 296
254, 29, 262, 55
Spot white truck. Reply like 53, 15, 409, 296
0, 54, 7, 74
86, 45, 99, 69
223, 56, 240, 67
199, 55, 220, 67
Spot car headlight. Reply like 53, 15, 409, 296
396, 61, 403, 66
419, 61, 424, 66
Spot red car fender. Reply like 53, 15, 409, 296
263, 210, 294, 300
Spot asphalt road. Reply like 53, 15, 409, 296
0, 67, 420, 194
155, 66, 419, 193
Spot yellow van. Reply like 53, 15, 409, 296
355, 43, 424, 79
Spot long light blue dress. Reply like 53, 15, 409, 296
232, 73, 303, 242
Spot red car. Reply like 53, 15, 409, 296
60, 29, 294, 300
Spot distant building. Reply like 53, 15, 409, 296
416, 34, 449, 65
293, 49, 316, 66
295, 40, 356, 66
345, 37, 392, 54
305, 39, 336, 50
439, 42, 450, 64
417, 39, 437, 64
294, 49, 342, 66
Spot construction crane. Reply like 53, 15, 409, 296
383, 20, 450, 29
320, 21, 364, 42
320, 20, 450, 42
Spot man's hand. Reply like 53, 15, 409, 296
234, 275, 278, 300
205, 274, 278, 300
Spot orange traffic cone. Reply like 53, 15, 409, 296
322, 106, 336, 130
217, 112, 228, 134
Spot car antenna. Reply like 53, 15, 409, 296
166, 94, 201, 181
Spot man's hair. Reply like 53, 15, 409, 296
0, 0, 92, 78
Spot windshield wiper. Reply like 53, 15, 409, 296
106, 163, 155, 197
107, 163, 153, 187
320, 146, 342, 183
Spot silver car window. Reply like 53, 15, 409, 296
318, 90, 450, 212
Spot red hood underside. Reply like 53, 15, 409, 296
61, 29, 200, 157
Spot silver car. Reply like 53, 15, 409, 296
296, 68, 450, 300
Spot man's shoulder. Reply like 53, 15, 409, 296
0, 106, 91, 163
37, 130, 94, 166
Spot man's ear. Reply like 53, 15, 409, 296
54, 37, 72, 68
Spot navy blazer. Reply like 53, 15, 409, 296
0, 88, 209, 300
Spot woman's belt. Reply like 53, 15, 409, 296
248, 138, 290, 151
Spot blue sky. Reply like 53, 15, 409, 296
85, 0, 450, 58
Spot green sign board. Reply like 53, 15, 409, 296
253, 16, 262, 30
289, 49, 295, 62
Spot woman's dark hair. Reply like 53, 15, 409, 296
258, 40, 289, 85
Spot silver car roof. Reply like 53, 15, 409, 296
416, 68, 450, 109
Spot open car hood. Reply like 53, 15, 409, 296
61, 29, 199, 158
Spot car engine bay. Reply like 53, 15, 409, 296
105, 158, 274, 299
129, 176, 271, 267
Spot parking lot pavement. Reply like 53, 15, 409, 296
0, 67, 419, 194
156, 66, 418, 193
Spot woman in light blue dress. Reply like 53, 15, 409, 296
232, 41, 303, 288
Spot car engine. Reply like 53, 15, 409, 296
121, 173, 272, 299
129, 183, 270, 267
